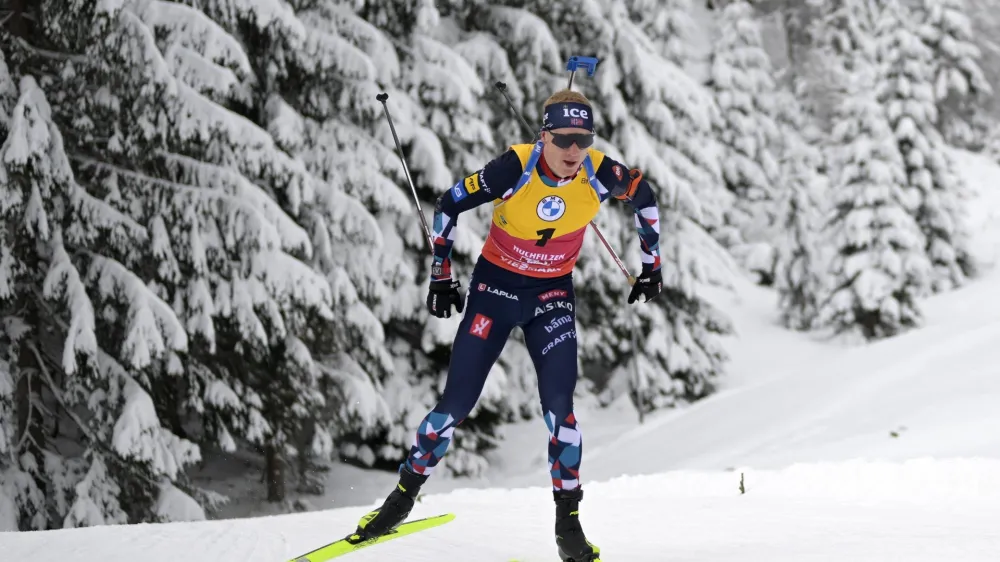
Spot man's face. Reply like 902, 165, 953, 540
541, 127, 593, 178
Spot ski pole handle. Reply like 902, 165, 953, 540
565, 56, 599, 90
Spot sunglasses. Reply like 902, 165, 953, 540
548, 131, 595, 149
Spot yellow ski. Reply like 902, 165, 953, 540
287, 513, 455, 561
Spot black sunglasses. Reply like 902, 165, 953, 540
548, 131, 595, 149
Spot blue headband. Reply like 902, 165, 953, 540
542, 102, 594, 132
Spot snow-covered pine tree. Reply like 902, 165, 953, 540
706, 0, 785, 285
1, 0, 342, 525
818, 61, 932, 341
635, 0, 699, 68
142, 0, 381, 502
276, 0, 414, 488
874, 0, 974, 292
805, 0, 881, 129
318, 0, 526, 478
914, 0, 992, 150
809, 0, 879, 62
0, 7, 203, 526
0, 51, 48, 533
630, 0, 729, 237
772, 85, 829, 331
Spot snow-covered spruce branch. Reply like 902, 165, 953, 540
119, 7, 315, 211
12, 37, 90, 65
42, 236, 98, 375
676, 214, 744, 290
68, 178, 149, 243
157, 150, 311, 254
80, 251, 189, 368
484, 6, 563, 69
171, 76, 316, 212
29, 341, 102, 448
252, 250, 333, 316
73, 155, 284, 255
299, 3, 398, 81
299, 18, 377, 83
130, 0, 253, 76
30, 339, 197, 485
164, 44, 251, 105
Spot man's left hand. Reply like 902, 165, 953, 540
628, 269, 662, 304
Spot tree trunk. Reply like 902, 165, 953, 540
15, 332, 48, 529
265, 443, 285, 502
6, 0, 28, 38
169, 380, 188, 440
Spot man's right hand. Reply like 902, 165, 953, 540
426, 279, 465, 318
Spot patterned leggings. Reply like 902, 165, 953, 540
404, 258, 582, 490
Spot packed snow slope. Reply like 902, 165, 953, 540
3, 459, 1000, 561
580, 265, 1000, 480
2, 147, 999, 560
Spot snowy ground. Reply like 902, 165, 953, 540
4, 460, 1000, 561
2, 147, 1000, 560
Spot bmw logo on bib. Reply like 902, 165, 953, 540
537, 195, 566, 222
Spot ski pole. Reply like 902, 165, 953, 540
563, 57, 644, 420
375, 92, 434, 256
494, 57, 635, 286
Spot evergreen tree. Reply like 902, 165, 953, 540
0, 4, 203, 527
167, 0, 393, 499
875, 0, 974, 292
915, 0, 992, 150
706, 0, 784, 284
571, 0, 736, 413
805, 0, 881, 129
818, 63, 932, 341
635, 0, 700, 68
120, 0, 324, 506
0, 0, 340, 526
630, 0, 729, 235
773, 86, 829, 331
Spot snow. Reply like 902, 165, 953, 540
154, 482, 206, 523
1, 145, 996, 558
111, 378, 200, 480
5, 460, 1000, 561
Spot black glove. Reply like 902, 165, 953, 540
611, 168, 644, 201
628, 269, 662, 304
426, 279, 465, 318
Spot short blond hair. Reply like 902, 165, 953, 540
543, 89, 592, 109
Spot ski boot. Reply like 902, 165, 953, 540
554, 487, 601, 562
354, 466, 428, 540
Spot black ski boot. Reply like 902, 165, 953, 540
354, 467, 428, 540
554, 487, 601, 562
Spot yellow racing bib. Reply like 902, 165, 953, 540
481, 142, 606, 277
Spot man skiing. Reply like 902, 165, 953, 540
354, 89, 663, 562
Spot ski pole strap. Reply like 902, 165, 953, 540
581, 155, 606, 201
503, 141, 544, 201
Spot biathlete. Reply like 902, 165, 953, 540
354, 88, 663, 562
